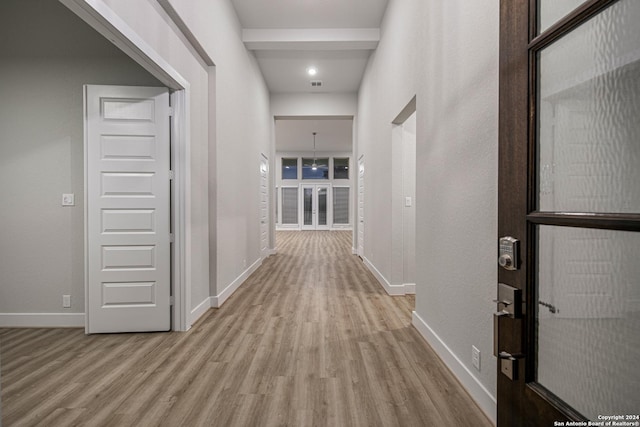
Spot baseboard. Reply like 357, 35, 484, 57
403, 283, 416, 294
211, 257, 262, 308
412, 311, 497, 425
189, 296, 213, 326
362, 256, 409, 296
0, 313, 85, 328
267, 248, 277, 256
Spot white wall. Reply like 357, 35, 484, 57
271, 93, 357, 117
164, 0, 273, 307
0, 30, 162, 322
0, 0, 164, 325
356, 0, 498, 421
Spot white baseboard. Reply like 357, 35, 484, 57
412, 311, 496, 425
0, 313, 85, 328
267, 248, 277, 256
211, 257, 262, 309
403, 283, 416, 294
189, 296, 212, 326
362, 256, 411, 296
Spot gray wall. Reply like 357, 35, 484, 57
0, 0, 161, 315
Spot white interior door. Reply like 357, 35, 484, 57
357, 157, 365, 257
85, 85, 171, 334
301, 184, 330, 230
260, 155, 269, 258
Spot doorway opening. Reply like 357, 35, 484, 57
391, 96, 417, 295
274, 117, 354, 248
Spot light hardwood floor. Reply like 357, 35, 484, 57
1, 231, 492, 427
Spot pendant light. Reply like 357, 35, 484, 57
311, 132, 318, 170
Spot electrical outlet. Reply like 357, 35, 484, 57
472, 345, 481, 371
63, 294, 71, 308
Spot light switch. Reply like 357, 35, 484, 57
405, 196, 412, 207
62, 193, 75, 206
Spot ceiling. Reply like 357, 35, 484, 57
231, 0, 389, 153
0, 0, 125, 58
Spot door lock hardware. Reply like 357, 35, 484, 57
498, 236, 519, 270
494, 283, 522, 318
498, 351, 524, 380
493, 283, 523, 357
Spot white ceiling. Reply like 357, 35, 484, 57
230, 0, 389, 29
230, 0, 388, 152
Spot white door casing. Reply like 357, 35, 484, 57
357, 156, 365, 257
260, 155, 269, 259
85, 85, 171, 334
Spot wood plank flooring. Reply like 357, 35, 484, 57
1, 231, 492, 426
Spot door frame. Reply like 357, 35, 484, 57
63, 0, 191, 331
260, 154, 270, 259
357, 155, 365, 258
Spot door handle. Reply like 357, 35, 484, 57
493, 283, 522, 358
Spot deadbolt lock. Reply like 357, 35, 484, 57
498, 236, 519, 270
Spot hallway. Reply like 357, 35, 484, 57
1, 231, 491, 426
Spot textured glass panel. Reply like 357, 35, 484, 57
333, 187, 349, 224
303, 188, 313, 225
302, 158, 329, 180
536, 225, 640, 419
282, 158, 297, 180
334, 158, 349, 179
317, 188, 327, 226
281, 188, 298, 224
538, 0, 640, 213
538, 0, 586, 33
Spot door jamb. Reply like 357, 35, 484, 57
61, 0, 191, 331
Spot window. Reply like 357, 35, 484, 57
281, 187, 298, 224
334, 158, 349, 179
282, 158, 298, 180
333, 187, 349, 224
302, 158, 329, 179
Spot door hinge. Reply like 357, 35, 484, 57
169, 233, 175, 243
169, 170, 175, 180
169, 296, 175, 306
168, 106, 175, 117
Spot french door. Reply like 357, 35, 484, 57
497, 0, 640, 425
301, 184, 330, 230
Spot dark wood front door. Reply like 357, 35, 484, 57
498, 0, 640, 425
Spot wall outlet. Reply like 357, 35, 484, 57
472, 345, 481, 371
63, 294, 71, 308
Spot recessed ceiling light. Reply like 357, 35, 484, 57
307, 67, 318, 76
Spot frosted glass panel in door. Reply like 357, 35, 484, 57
538, 0, 587, 33
303, 187, 313, 226
317, 187, 327, 226
537, 0, 640, 213
536, 225, 640, 420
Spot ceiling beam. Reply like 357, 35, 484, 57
242, 28, 379, 50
